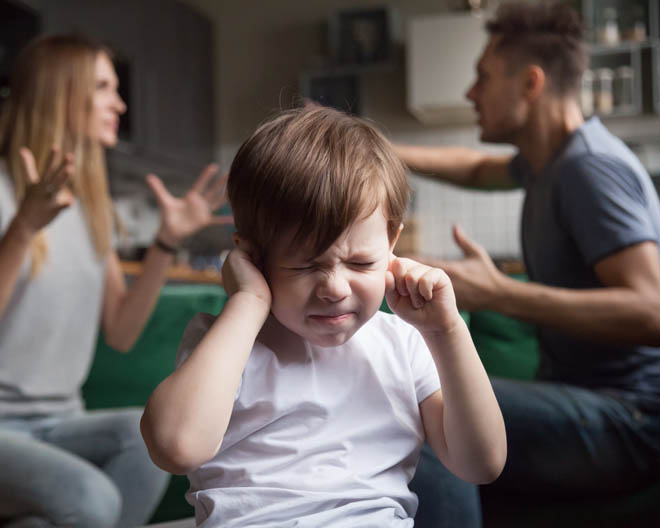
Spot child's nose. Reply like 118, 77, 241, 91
316, 270, 351, 302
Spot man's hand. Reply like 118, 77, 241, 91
386, 255, 463, 337
430, 225, 506, 312
147, 163, 234, 247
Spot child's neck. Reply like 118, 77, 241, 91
258, 313, 309, 360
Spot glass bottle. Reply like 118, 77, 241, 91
597, 7, 620, 45
613, 65, 635, 113
580, 69, 594, 116
595, 68, 614, 115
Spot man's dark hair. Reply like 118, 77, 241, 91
486, 2, 588, 96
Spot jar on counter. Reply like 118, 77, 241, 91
597, 7, 620, 45
613, 65, 635, 113
623, 5, 647, 42
594, 68, 614, 115
580, 69, 594, 116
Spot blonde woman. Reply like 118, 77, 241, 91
0, 35, 230, 526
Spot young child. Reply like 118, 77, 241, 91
141, 105, 506, 527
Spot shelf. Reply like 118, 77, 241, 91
589, 39, 656, 56
575, 0, 660, 118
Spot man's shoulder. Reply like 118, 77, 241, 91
560, 119, 645, 178
554, 150, 645, 201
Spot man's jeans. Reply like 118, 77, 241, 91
0, 408, 169, 527
412, 378, 660, 527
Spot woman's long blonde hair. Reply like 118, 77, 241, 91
0, 34, 114, 275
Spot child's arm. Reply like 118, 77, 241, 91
386, 256, 507, 484
140, 243, 271, 474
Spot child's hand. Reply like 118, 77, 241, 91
221, 241, 272, 310
385, 256, 462, 337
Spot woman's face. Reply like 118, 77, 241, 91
89, 52, 126, 147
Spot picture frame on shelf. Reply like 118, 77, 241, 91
299, 70, 361, 115
328, 7, 393, 69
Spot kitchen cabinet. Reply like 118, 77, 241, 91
571, 0, 660, 117
406, 12, 489, 125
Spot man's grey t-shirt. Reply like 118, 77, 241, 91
511, 117, 660, 407
0, 161, 107, 416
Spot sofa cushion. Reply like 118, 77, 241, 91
469, 309, 539, 381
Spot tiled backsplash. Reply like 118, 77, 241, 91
411, 175, 523, 260
392, 126, 522, 261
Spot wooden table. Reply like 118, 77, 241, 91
120, 260, 222, 284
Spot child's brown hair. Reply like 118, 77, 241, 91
227, 105, 409, 262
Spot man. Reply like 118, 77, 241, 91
398, 2, 660, 525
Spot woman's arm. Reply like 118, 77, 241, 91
99, 245, 173, 351
100, 164, 233, 351
0, 148, 74, 319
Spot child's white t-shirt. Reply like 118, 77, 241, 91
176, 310, 441, 527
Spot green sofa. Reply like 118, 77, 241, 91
82, 281, 660, 526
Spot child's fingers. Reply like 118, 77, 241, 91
391, 256, 452, 309
419, 267, 450, 301
403, 264, 429, 309
384, 270, 398, 307
385, 269, 396, 294
389, 257, 411, 297
391, 256, 429, 308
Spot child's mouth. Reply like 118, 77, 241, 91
308, 313, 354, 325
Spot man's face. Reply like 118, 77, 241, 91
264, 208, 394, 348
465, 36, 528, 144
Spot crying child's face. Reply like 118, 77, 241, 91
264, 208, 395, 348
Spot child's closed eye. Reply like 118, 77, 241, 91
286, 265, 315, 272
350, 262, 376, 268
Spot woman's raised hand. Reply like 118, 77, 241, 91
146, 163, 234, 247
16, 146, 75, 234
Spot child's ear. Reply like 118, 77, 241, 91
389, 223, 404, 252
232, 232, 241, 248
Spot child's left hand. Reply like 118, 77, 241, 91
385, 256, 463, 337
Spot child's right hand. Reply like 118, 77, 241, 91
221, 241, 272, 309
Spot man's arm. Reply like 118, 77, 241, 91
438, 226, 660, 346
392, 144, 516, 190
496, 241, 660, 344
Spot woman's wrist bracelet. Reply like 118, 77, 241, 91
154, 237, 178, 255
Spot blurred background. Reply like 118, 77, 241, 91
2, 0, 660, 268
